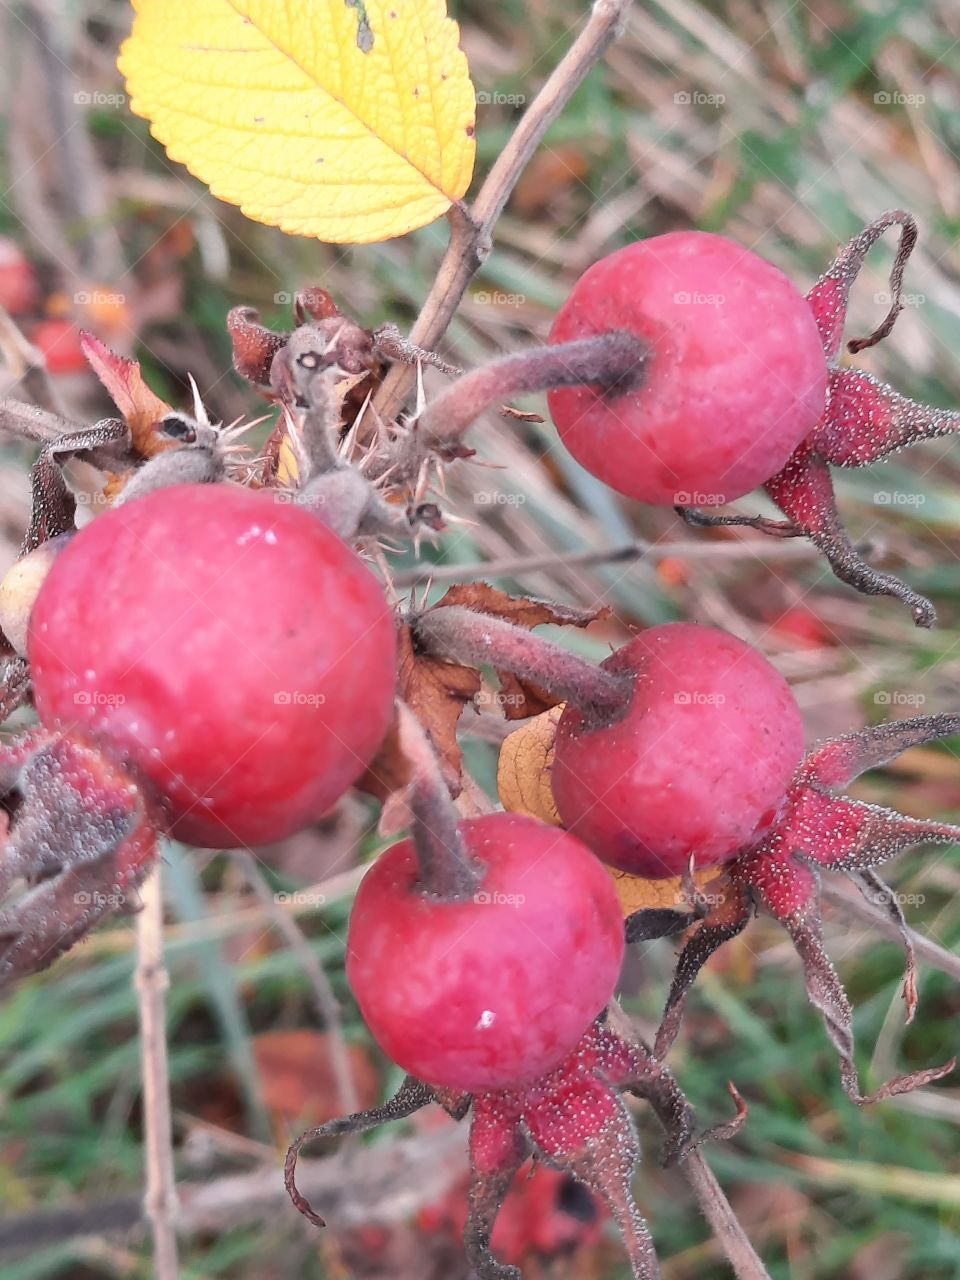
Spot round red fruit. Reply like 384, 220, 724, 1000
29, 484, 397, 847
30, 319, 89, 375
0, 237, 40, 316
347, 812, 625, 1092
552, 623, 805, 877
547, 232, 827, 506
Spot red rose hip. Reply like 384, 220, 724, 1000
547, 232, 828, 506
347, 812, 625, 1091
552, 623, 805, 876
28, 483, 397, 847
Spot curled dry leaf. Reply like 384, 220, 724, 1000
357, 625, 481, 802
497, 706, 564, 826
360, 587, 607, 806
435, 582, 608, 720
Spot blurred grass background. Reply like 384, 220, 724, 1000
1, 0, 960, 1277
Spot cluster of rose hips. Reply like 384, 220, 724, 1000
0, 213, 957, 1280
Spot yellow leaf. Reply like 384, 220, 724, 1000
498, 705, 717, 919
608, 866, 716, 918
119, 0, 477, 244
497, 706, 564, 827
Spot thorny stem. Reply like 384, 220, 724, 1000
373, 0, 632, 421
395, 702, 481, 899
413, 606, 631, 723
135, 865, 180, 1280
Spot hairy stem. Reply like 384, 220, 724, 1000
373, 0, 632, 421
413, 606, 631, 722
395, 702, 481, 899
417, 331, 647, 447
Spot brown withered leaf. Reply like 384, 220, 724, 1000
497, 706, 564, 826
357, 625, 481, 802
436, 583, 608, 720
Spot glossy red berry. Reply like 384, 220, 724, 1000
346, 812, 625, 1091
552, 623, 805, 877
28, 484, 397, 847
547, 232, 828, 506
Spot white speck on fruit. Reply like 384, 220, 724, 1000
264, 530, 278, 545
237, 525, 262, 546
476, 1009, 496, 1030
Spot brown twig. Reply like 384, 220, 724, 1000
135, 865, 180, 1280
373, 0, 633, 422
231, 848, 360, 1117
678, 1150, 772, 1280
0, 1128, 466, 1256
392, 535, 829, 588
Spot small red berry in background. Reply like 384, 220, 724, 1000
29, 318, 89, 375
0, 236, 41, 316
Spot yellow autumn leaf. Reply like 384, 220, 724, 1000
119, 0, 477, 244
498, 706, 717, 919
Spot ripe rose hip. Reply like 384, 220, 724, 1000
552, 623, 805, 876
346, 812, 625, 1091
28, 483, 397, 847
547, 232, 828, 505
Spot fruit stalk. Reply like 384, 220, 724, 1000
395, 702, 481, 899
413, 605, 631, 723
416, 330, 647, 450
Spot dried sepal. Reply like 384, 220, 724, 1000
283, 1074, 444, 1228
807, 210, 917, 361
650, 715, 960, 1101
286, 1012, 743, 1280
653, 876, 751, 1060
777, 897, 954, 1104
813, 367, 960, 466
676, 212, 959, 624
853, 868, 918, 1022
0, 731, 157, 988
